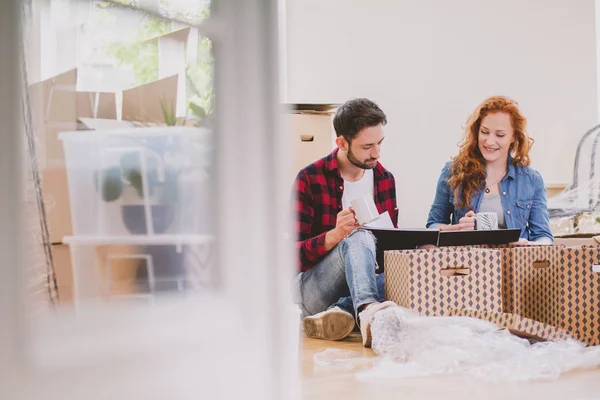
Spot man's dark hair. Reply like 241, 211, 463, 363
333, 98, 387, 142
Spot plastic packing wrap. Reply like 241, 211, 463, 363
313, 307, 600, 382
548, 180, 600, 236
313, 349, 374, 371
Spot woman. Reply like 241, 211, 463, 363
426, 96, 553, 244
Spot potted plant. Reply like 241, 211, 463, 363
96, 139, 179, 235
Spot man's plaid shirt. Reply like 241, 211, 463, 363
292, 149, 398, 273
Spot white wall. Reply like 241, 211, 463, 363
285, 0, 599, 227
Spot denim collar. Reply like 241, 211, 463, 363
506, 154, 516, 180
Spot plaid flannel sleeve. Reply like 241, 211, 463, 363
389, 174, 399, 228
294, 171, 328, 271
377, 171, 399, 228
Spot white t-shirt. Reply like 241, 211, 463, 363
341, 169, 374, 210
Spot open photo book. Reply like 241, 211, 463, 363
363, 212, 521, 271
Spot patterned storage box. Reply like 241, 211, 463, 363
384, 249, 503, 315
464, 245, 599, 345
560, 246, 600, 346
437, 244, 561, 317
507, 246, 563, 325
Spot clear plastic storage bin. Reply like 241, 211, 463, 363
60, 127, 212, 237
65, 236, 216, 303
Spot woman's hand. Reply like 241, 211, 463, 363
456, 210, 476, 231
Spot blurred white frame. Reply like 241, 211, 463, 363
0, 0, 297, 399
0, 1, 27, 397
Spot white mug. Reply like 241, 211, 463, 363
476, 212, 499, 230
350, 194, 380, 226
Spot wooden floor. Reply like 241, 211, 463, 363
300, 332, 600, 400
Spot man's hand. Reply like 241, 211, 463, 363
325, 208, 360, 250
456, 210, 476, 230
513, 238, 530, 245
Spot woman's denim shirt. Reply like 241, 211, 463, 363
426, 161, 554, 242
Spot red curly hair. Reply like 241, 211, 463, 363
448, 96, 534, 209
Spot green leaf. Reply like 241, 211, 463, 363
120, 152, 163, 198
189, 102, 207, 119
96, 167, 123, 202
125, 169, 145, 198
160, 98, 177, 126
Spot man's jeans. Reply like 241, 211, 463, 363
294, 229, 384, 320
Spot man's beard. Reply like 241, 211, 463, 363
347, 147, 377, 170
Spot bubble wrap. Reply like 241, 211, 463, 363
325, 307, 600, 382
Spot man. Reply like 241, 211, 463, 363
292, 98, 398, 347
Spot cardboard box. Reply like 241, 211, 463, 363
28, 68, 78, 169
29, 70, 118, 243
468, 245, 599, 345
42, 169, 73, 244
29, 72, 116, 165
156, 28, 190, 117
504, 245, 563, 324
437, 244, 562, 318
78, 117, 138, 130
53, 243, 143, 304
95, 244, 145, 297
554, 237, 600, 247
384, 248, 504, 315
76, 91, 117, 120
446, 309, 575, 343
41, 164, 72, 244
288, 112, 335, 183
560, 246, 600, 346
52, 243, 74, 303
122, 75, 178, 123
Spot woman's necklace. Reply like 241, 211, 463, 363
485, 169, 507, 194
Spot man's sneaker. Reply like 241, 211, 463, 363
303, 307, 355, 341
358, 301, 397, 347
